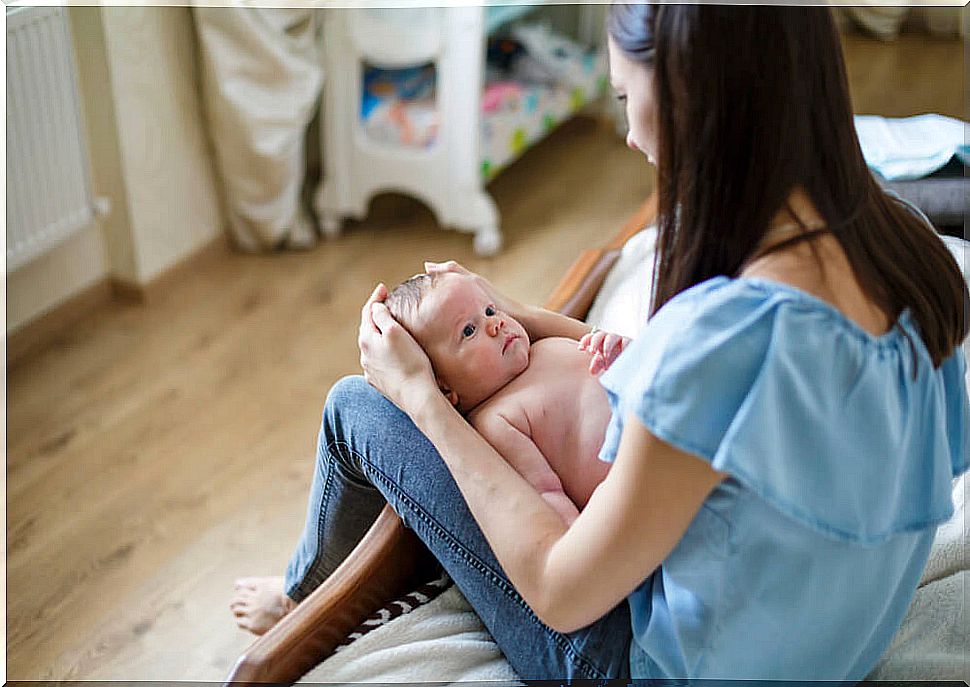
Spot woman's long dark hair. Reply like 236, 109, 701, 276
609, 4, 968, 367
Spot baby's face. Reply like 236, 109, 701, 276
412, 273, 530, 411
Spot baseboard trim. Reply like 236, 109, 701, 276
111, 235, 230, 305
7, 234, 230, 367
7, 278, 114, 367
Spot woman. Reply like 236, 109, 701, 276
234, 5, 969, 679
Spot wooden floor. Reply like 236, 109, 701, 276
5, 31, 963, 681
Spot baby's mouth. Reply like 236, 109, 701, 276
502, 334, 517, 354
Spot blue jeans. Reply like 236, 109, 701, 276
283, 375, 632, 679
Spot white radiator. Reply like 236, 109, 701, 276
6, 7, 97, 273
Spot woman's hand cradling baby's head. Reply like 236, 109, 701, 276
358, 283, 437, 415
424, 260, 466, 277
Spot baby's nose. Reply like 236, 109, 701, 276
488, 317, 504, 336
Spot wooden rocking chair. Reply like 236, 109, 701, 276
225, 193, 658, 686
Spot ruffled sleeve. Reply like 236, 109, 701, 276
598, 276, 969, 545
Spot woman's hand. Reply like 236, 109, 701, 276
424, 260, 530, 329
578, 328, 631, 376
358, 283, 438, 415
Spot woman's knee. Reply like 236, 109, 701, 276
324, 374, 410, 429
325, 374, 372, 409
322, 375, 380, 431
320, 375, 369, 455
319, 374, 410, 467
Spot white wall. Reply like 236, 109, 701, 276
99, 6, 223, 284
6, 228, 108, 334
70, 5, 138, 284
7, 6, 224, 336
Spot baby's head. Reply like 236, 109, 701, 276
385, 272, 530, 412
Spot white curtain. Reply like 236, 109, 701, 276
193, 7, 323, 250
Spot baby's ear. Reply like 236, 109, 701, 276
436, 377, 460, 409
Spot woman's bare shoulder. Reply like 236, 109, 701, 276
743, 234, 892, 337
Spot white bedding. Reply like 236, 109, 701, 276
300, 584, 519, 684
868, 472, 969, 680
301, 229, 970, 684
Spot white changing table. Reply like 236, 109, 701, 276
315, 5, 607, 256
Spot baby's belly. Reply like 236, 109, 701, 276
531, 380, 612, 508
503, 337, 614, 508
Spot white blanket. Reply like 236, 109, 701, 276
300, 584, 520, 684
868, 471, 969, 681
301, 231, 970, 683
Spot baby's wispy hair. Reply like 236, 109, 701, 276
384, 273, 436, 334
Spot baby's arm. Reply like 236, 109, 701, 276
474, 412, 580, 526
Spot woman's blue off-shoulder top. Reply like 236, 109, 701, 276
598, 275, 969, 681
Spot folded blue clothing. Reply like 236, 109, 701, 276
855, 114, 967, 181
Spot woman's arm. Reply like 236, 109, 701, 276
518, 304, 593, 342
415, 392, 724, 632
364, 297, 725, 633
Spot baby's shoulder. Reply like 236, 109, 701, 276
469, 368, 562, 435
468, 389, 530, 435
529, 336, 588, 366
528, 337, 597, 381
470, 339, 587, 427
531, 336, 580, 352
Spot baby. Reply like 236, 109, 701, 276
231, 270, 627, 634
385, 271, 627, 523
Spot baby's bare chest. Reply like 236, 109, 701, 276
494, 339, 611, 464
516, 339, 596, 404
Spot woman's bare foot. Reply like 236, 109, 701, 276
230, 576, 297, 635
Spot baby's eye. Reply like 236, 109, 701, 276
462, 324, 476, 338
485, 305, 495, 317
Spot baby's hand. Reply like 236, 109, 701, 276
578, 328, 630, 376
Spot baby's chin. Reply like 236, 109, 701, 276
464, 361, 529, 410
498, 349, 530, 389
515, 343, 530, 374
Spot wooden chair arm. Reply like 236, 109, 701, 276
545, 190, 657, 320
224, 192, 658, 686
544, 248, 621, 321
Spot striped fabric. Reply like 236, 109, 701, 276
334, 573, 454, 652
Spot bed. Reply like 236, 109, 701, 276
225, 194, 969, 685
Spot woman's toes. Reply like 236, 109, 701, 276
229, 576, 291, 635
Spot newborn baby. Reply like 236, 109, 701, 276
386, 271, 625, 524
231, 271, 627, 635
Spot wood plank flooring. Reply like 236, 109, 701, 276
6, 30, 964, 681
